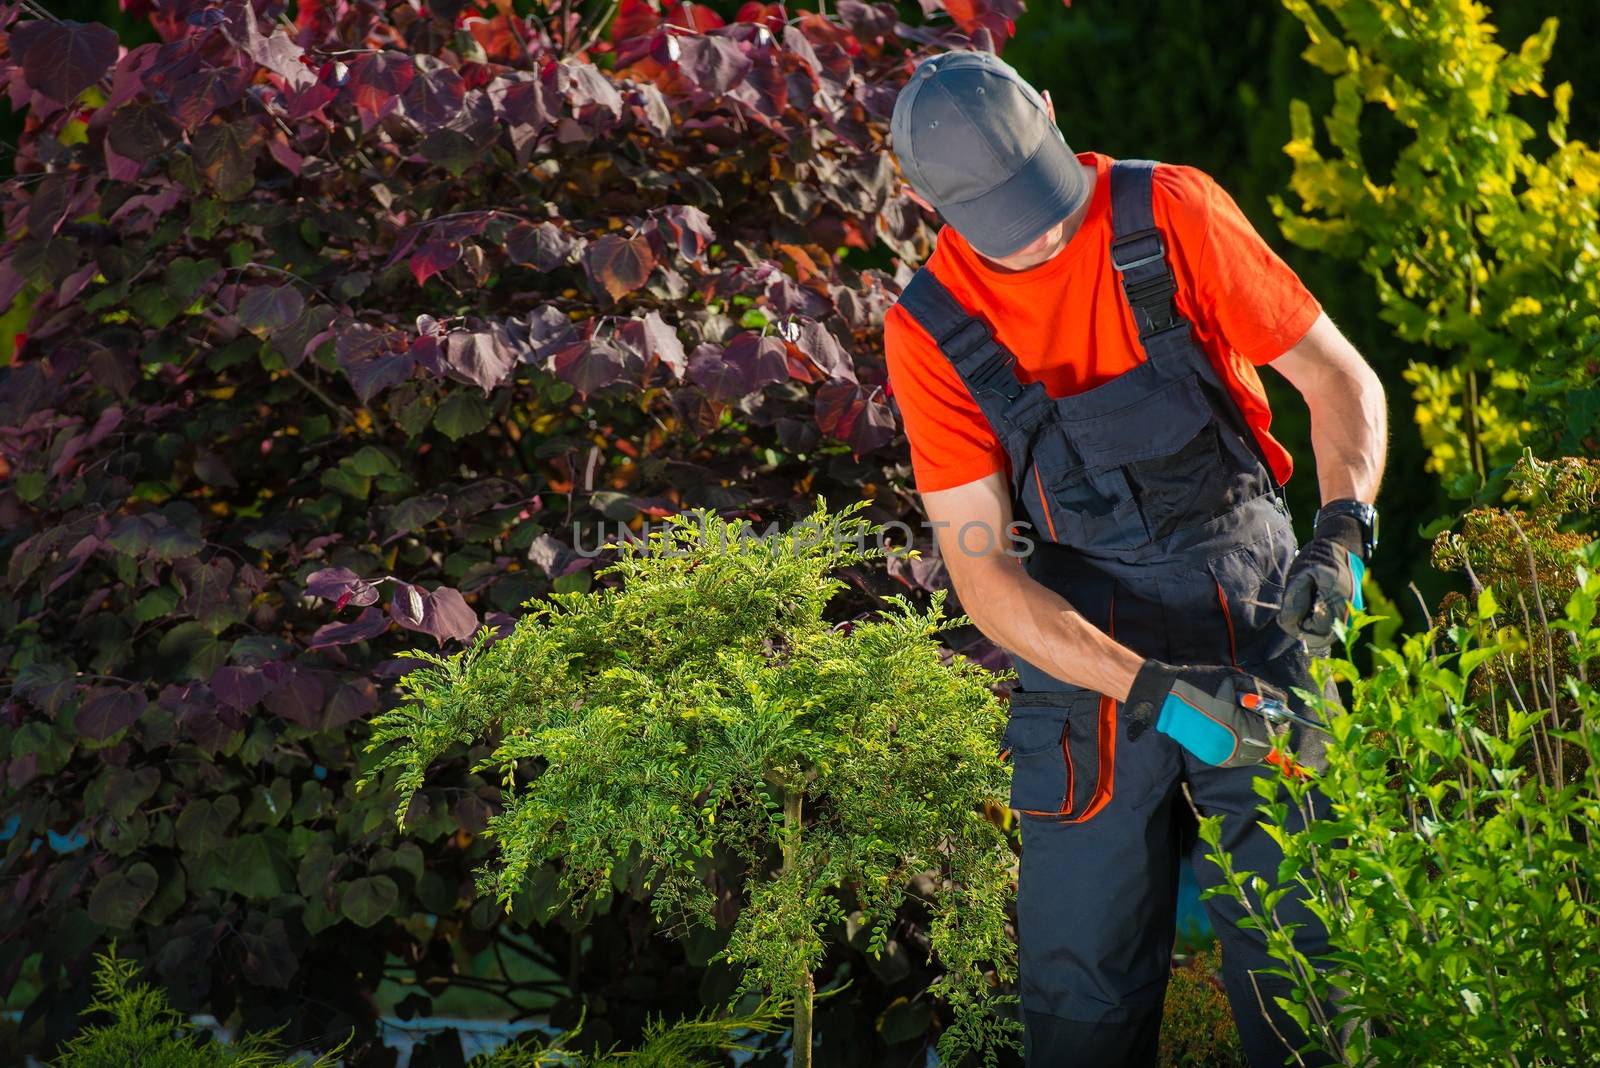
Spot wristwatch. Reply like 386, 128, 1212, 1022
1313, 499, 1379, 561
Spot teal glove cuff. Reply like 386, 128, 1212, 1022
1348, 551, 1365, 613
1154, 693, 1238, 766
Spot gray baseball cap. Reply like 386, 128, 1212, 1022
889, 51, 1090, 259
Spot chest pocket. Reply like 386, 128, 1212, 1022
1022, 370, 1221, 552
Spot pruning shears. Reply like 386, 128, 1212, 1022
1237, 691, 1330, 780
1238, 691, 1331, 736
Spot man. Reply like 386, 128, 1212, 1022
883, 51, 1387, 1067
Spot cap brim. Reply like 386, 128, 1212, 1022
938, 135, 1090, 260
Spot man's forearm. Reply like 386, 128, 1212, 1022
1274, 314, 1388, 505
1306, 361, 1386, 505
954, 552, 1145, 700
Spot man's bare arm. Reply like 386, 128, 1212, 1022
922, 473, 1145, 700
1269, 312, 1387, 504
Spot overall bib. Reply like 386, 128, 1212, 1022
897, 160, 1337, 1067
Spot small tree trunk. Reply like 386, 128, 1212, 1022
782, 786, 814, 1068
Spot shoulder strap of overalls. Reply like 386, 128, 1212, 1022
1107, 159, 1183, 339
895, 268, 1028, 424
1109, 158, 1287, 498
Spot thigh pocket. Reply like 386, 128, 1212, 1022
1001, 689, 1116, 822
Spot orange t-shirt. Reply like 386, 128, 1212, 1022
884, 152, 1320, 493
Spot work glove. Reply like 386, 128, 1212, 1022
1124, 660, 1288, 768
1277, 513, 1367, 654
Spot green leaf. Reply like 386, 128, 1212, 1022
340, 875, 399, 928
432, 390, 491, 441
219, 834, 287, 899
176, 795, 240, 853
164, 256, 220, 304
87, 862, 159, 929
129, 284, 184, 328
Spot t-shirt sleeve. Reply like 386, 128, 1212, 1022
1157, 165, 1321, 366
883, 303, 1009, 493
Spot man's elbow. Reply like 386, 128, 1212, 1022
943, 549, 1022, 632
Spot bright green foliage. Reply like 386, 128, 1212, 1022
1199, 542, 1600, 1065
1275, 0, 1600, 495
365, 502, 1019, 1062
53, 948, 341, 1068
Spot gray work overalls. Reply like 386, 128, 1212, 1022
898, 160, 1337, 1067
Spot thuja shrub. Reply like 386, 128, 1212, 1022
1273, 0, 1600, 495
1200, 545, 1600, 1066
363, 504, 1020, 1065
0, 0, 1046, 1053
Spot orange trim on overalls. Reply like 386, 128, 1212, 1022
1215, 578, 1238, 666
1060, 587, 1118, 824
1033, 465, 1058, 543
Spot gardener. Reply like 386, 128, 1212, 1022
884, 52, 1386, 1067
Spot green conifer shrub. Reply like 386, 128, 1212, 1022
363, 503, 1020, 1066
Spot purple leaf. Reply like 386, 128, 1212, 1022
550, 337, 628, 399
649, 205, 714, 263
210, 665, 266, 710
79, 686, 145, 741
388, 582, 478, 645
516, 305, 580, 364
305, 566, 379, 608
336, 322, 416, 402
779, 316, 856, 382
618, 310, 688, 379
670, 35, 751, 96
400, 62, 465, 132
191, 118, 263, 200
443, 324, 515, 392
11, 20, 119, 105
237, 285, 305, 332
583, 234, 655, 301
492, 72, 559, 129
506, 222, 576, 271
409, 239, 460, 287
689, 332, 786, 401
169, 67, 249, 129
107, 98, 180, 163
324, 678, 378, 728
347, 51, 414, 130
815, 381, 897, 455
262, 665, 325, 728
557, 61, 625, 127
309, 607, 389, 649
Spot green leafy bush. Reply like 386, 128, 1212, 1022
364, 503, 1020, 1065
1199, 543, 1600, 1065
1273, 0, 1600, 495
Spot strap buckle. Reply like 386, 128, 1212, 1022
939, 317, 993, 361
1110, 229, 1166, 272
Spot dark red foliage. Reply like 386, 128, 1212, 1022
0, 0, 1021, 1057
